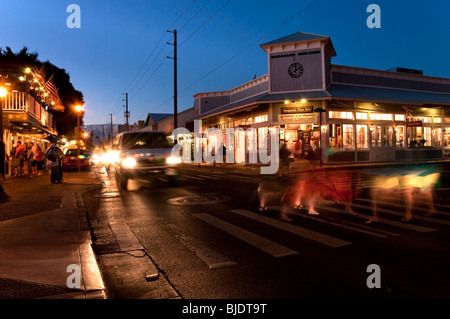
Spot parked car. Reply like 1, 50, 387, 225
62, 148, 92, 170
112, 131, 181, 190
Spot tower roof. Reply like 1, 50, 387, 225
260, 31, 336, 57
260, 31, 328, 46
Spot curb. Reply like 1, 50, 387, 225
76, 180, 106, 299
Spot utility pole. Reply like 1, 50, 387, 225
167, 29, 177, 130
123, 92, 130, 131
110, 113, 113, 147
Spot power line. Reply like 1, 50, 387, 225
123, 0, 197, 94
144, 0, 322, 115
178, 0, 211, 32
107, 0, 198, 122
129, 0, 231, 118
179, 0, 231, 48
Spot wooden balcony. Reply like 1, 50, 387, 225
2, 91, 57, 135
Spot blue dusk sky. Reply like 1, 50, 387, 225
1, 0, 449, 125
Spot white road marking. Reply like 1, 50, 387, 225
193, 213, 298, 258
197, 175, 221, 180
109, 221, 143, 252
318, 204, 437, 232
164, 222, 237, 270
349, 202, 448, 227
230, 209, 352, 247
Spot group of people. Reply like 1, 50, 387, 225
0, 140, 64, 194
10, 141, 45, 177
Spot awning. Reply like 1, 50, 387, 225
327, 84, 450, 105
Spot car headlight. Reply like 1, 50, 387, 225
166, 156, 182, 164
122, 157, 137, 168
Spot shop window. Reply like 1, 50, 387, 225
258, 127, 268, 150
356, 125, 368, 149
254, 114, 268, 124
444, 128, 450, 147
412, 116, 431, 123
329, 124, 354, 149
394, 114, 405, 121
329, 111, 354, 120
433, 117, 442, 124
410, 127, 431, 147
395, 126, 405, 147
369, 113, 393, 121
356, 112, 368, 120
433, 128, 442, 147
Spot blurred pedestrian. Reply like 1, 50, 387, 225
278, 143, 291, 177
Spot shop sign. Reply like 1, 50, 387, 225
281, 106, 313, 114
279, 113, 319, 124
406, 120, 422, 127
7, 113, 27, 122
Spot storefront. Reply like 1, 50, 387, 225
191, 31, 450, 165
1, 68, 59, 176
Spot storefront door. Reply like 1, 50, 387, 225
369, 124, 396, 161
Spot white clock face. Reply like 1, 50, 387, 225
288, 63, 303, 78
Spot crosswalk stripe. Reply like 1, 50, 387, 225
349, 202, 449, 227
193, 213, 298, 258
285, 210, 389, 239
230, 209, 352, 248
165, 222, 237, 270
185, 176, 204, 180
318, 204, 437, 232
197, 175, 221, 180
356, 197, 450, 217
270, 205, 400, 237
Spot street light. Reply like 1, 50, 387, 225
0, 87, 8, 142
75, 105, 84, 172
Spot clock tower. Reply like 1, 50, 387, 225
260, 31, 336, 93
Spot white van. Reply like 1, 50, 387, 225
112, 131, 181, 190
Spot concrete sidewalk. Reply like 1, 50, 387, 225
0, 170, 105, 299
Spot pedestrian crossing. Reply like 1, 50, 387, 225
189, 196, 450, 268
178, 173, 257, 182
100, 168, 450, 271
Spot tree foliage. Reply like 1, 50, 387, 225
0, 46, 84, 136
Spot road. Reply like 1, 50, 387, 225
82, 162, 450, 301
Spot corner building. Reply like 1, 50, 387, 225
193, 31, 450, 164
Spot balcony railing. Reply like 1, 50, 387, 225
2, 91, 56, 133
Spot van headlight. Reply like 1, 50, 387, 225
166, 156, 182, 164
122, 157, 137, 168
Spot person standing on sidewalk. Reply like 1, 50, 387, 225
15, 141, 26, 177
45, 143, 63, 184
29, 142, 38, 175
0, 139, 6, 193
35, 145, 44, 176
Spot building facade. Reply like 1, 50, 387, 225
1, 67, 59, 176
192, 31, 450, 164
